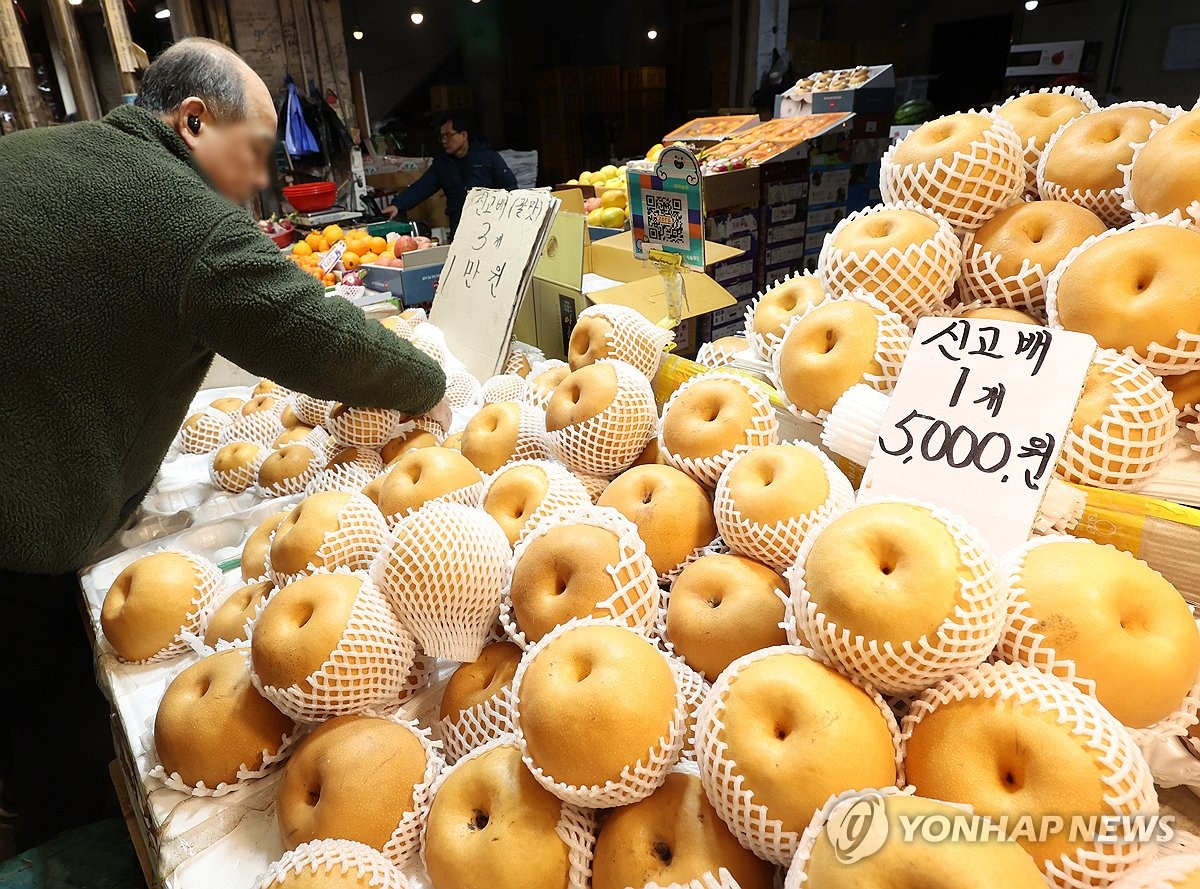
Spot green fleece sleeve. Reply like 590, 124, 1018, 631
180, 211, 446, 415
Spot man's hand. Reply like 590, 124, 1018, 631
425, 395, 453, 434
383, 204, 400, 220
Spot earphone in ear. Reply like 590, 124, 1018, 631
187, 115, 201, 135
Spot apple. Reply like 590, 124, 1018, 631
393, 235, 419, 255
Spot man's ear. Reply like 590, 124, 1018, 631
176, 97, 209, 149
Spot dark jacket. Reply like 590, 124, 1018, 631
391, 143, 518, 232
0, 105, 446, 575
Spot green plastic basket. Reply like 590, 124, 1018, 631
366, 220, 419, 238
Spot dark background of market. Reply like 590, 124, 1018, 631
6, 0, 1197, 185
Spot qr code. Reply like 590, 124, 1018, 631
645, 192, 688, 247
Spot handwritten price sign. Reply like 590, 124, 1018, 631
430, 188, 558, 380
860, 317, 1096, 553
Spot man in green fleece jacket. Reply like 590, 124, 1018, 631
0, 38, 445, 851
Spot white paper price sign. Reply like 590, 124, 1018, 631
430, 188, 559, 380
860, 318, 1096, 554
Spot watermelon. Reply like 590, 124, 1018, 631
895, 98, 936, 125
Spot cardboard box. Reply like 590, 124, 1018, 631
527, 214, 743, 360
705, 207, 761, 241
723, 277, 757, 300
808, 166, 851, 207
701, 114, 853, 167
360, 245, 450, 307
766, 241, 806, 269
776, 64, 896, 116
703, 167, 762, 213
766, 219, 806, 246
714, 257, 756, 284
768, 201, 804, 225
764, 179, 808, 206
806, 204, 849, 232
664, 115, 760, 143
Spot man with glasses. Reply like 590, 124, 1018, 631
384, 111, 518, 236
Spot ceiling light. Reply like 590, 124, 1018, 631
155, 7, 171, 18
647, 29, 658, 40
68, 0, 82, 6
410, 10, 424, 24
352, 29, 364, 39
1024, 0, 1038, 9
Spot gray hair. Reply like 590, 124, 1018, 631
135, 37, 248, 122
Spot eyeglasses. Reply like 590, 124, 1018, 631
439, 130, 461, 142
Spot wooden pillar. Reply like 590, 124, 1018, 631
0, 0, 47, 128
167, 0, 201, 39
46, 0, 101, 121
99, 0, 141, 97
201, 0, 234, 47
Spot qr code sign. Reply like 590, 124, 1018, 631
644, 192, 689, 248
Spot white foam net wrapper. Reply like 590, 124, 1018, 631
218, 407, 286, 448
659, 370, 779, 488
292, 394, 334, 429
369, 715, 445, 868
771, 291, 910, 424
788, 496, 1005, 698
108, 549, 224, 664
1052, 349, 1178, 488
482, 374, 530, 404
1046, 215, 1200, 376
998, 535, 1200, 745
178, 406, 233, 454
1038, 101, 1179, 228
209, 441, 267, 493
576, 303, 675, 379
371, 501, 512, 662
817, 202, 964, 327
436, 684, 516, 765
695, 338, 745, 369
511, 617, 689, 808
880, 111, 1025, 233
467, 402, 552, 469
672, 657, 708, 763
784, 785, 917, 889
899, 661, 1159, 889
258, 838, 411, 889
713, 440, 855, 571
820, 383, 890, 467
147, 649, 299, 797
418, 735, 598, 889
694, 644, 904, 866
410, 324, 448, 366
257, 446, 327, 499
546, 359, 659, 477
576, 472, 611, 503
1107, 853, 1200, 889
305, 462, 379, 497
524, 359, 570, 410
743, 271, 823, 361
499, 504, 661, 650
326, 404, 403, 449
1120, 113, 1200, 226
994, 86, 1100, 197
960, 224, 1058, 317
250, 568, 418, 723
479, 458, 593, 546
445, 370, 483, 410
266, 493, 390, 587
